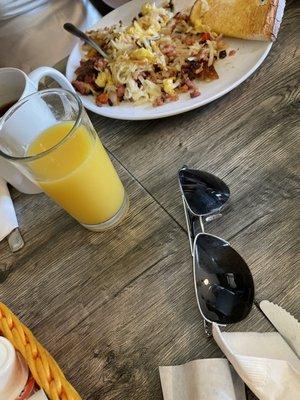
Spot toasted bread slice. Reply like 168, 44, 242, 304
189, 0, 285, 41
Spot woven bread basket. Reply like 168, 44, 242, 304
0, 302, 82, 400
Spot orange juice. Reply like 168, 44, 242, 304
27, 121, 125, 225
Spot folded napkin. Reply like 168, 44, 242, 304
0, 177, 18, 241
159, 358, 247, 400
213, 324, 300, 400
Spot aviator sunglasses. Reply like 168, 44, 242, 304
178, 166, 254, 335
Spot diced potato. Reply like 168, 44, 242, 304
133, 21, 144, 34
95, 71, 108, 88
126, 21, 146, 36
126, 26, 136, 35
130, 48, 155, 62
163, 78, 175, 95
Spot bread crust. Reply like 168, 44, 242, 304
189, 0, 286, 41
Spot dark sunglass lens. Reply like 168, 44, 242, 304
179, 168, 230, 215
193, 234, 254, 324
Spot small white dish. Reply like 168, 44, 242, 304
66, 0, 272, 121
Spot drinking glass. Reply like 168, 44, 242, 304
0, 89, 129, 231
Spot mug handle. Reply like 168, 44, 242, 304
28, 67, 75, 92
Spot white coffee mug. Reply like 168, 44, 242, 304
0, 67, 75, 194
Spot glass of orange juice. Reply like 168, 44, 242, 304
0, 89, 129, 231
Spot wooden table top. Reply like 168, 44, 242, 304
1, 2, 299, 399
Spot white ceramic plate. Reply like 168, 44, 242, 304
66, 0, 272, 120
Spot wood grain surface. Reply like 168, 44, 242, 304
1, 1, 299, 399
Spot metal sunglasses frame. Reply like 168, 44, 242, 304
178, 166, 231, 335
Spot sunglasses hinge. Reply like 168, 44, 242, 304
205, 213, 222, 222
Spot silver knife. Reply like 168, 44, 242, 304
259, 300, 300, 357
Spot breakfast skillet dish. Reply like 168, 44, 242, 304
72, 1, 228, 107
71, 0, 284, 107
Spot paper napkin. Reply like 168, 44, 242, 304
0, 178, 18, 241
159, 358, 246, 400
213, 324, 300, 400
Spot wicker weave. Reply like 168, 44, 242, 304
0, 302, 82, 400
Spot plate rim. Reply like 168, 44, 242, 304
66, 1, 273, 120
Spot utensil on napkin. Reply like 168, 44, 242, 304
212, 322, 300, 400
259, 300, 300, 357
159, 358, 247, 400
0, 177, 24, 252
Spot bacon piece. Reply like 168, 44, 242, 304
199, 63, 219, 80
181, 60, 203, 80
75, 59, 94, 77
229, 49, 236, 57
72, 80, 92, 95
83, 72, 97, 84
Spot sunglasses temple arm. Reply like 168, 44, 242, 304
182, 197, 206, 255
182, 197, 213, 337
182, 195, 194, 255
204, 320, 212, 337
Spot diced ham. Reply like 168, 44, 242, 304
190, 90, 201, 98
184, 36, 196, 46
165, 93, 179, 102
153, 97, 164, 107
72, 80, 92, 95
185, 78, 197, 90
160, 44, 177, 57
93, 57, 108, 71
180, 84, 189, 93
116, 84, 125, 98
